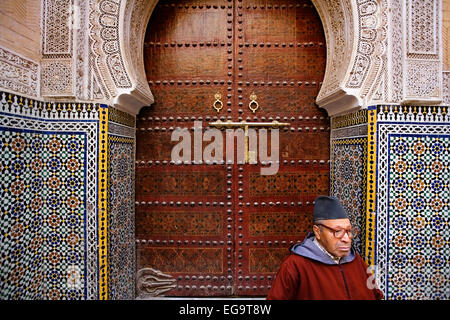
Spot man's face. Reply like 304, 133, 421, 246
313, 218, 353, 258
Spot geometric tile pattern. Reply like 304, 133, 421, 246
0, 91, 103, 300
386, 134, 449, 299
0, 91, 138, 300
0, 128, 86, 299
332, 105, 450, 300
330, 108, 370, 259
375, 105, 450, 300
107, 135, 135, 300
331, 138, 368, 256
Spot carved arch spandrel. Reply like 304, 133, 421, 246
91, 0, 386, 116
89, 0, 157, 115
312, 0, 387, 116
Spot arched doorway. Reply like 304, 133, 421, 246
135, 0, 329, 297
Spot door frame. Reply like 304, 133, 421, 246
89, 0, 387, 116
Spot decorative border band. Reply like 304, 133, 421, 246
331, 109, 368, 129
98, 105, 109, 299
365, 106, 377, 266
331, 137, 368, 257
108, 106, 136, 127
377, 105, 449, 123
106, 135, 135, 299
0, 91, 99, 120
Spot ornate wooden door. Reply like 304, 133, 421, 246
136, 0, 329, 297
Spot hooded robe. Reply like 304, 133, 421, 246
266, 232, 383, 300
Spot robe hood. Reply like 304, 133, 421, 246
290, 232, 356, 265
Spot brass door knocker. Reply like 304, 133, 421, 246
249, 92, 259, 113
213, 92, 223, 113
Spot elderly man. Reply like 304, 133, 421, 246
267, 195, 383, 300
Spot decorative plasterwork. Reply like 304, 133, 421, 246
443, 71, 450, 105
121, 0, 157, 108
347, 0, 387, 93
41, 0, 443, 114
358, 0, 388, 106
386, 0, 403, 103
89, 0, 123, 100
312, 0, 357, 115
312, 0, 388, 116
42, 0, 73, 58
313, 0, 354, 105
407, 0, 438, 56
41, 59, 74, 97
19, 0, 445, 114
405, 60, 440, 99
0, 46, 40, 98
76, 0, 92, 101
403, 0, 442, 104
41, 0, 75, 98
89, 0, 155, 114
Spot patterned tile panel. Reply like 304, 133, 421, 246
383, 134, 449, 299
107, 135, 136, 300
330, 108, 369, 257
0, 128, 89, 299
375, 107, 450, 300
0, 91, 101, 300
331, 138, 368, 256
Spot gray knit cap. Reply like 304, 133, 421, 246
313, 196, 349, 221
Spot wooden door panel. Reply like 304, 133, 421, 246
138, 0, 328, 297
136, 246, 232, 295
146, 3, 229, 43
242, 9, 296, 41
233, 0, 328, 296
279, 131, 330, 160
241, 3, 323, 43
137, 247, 225, 274
241, 46, 325, 80
145, 46, 229, 80
136, 210, 224, 237
246, 209, 312, 238
139, 86, 231, 119
136, 128, 243, 164
238, 85, 327, 118
135, 164, 234, 296
136, 131, 174, 162
243, 167, 329, 199
136, 166, 228, 200
236, 161, 329, 296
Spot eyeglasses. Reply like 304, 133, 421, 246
315, 223, 358, 239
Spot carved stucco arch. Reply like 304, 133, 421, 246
91, 0, 386, 116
